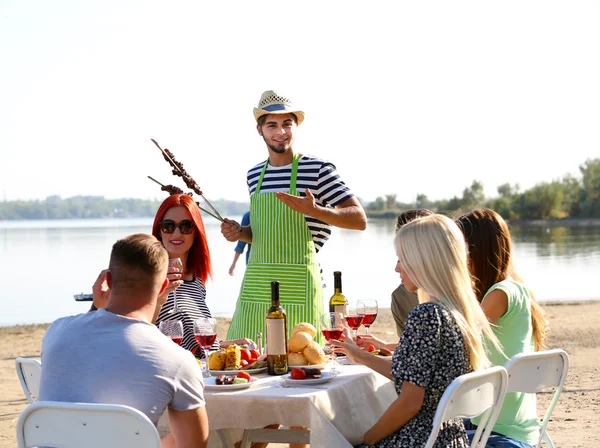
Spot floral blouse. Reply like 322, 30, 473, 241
357, 302, 471, 448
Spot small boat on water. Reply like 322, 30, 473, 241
73, 293, 93, 301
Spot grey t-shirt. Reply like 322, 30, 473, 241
39, 309, 205, 425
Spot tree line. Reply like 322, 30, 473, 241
366, 158, 600, 220
2, 158, 599, 221
0, 195, 250, 220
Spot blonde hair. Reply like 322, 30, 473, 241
395, 214, 502, 371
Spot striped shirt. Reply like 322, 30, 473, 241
155, 277, 219, 358
247, 154, 354, 252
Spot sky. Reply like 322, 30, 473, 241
1, 1, 599, 206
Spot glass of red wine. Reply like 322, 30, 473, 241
194, 317, 217, 375
357, 299, 378, 334
345, 302, 365, 339
159, 319, 184, 345
168, 258, 183, 314
320, 312, 345, 370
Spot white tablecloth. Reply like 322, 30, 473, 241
203, 364, 396, 447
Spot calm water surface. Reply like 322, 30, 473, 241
1, 218, 599, 326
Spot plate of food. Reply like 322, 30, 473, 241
204, 372, 258, 391
207, 345, 268, 375
283, 368, 336, 385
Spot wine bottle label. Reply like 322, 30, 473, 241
266, 319, 286, 355
334, 304, 348, 316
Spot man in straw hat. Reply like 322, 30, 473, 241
221, 90, 367, 345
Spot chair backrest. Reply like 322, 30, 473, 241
424, 366, 508, 448
504, 349, 569, 448
16, 401, 162, 448
15, 358, 42, 404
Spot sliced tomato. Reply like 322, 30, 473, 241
240, 348, 251, 362
236, 371, 252, 382
240, 359, 249, 367
250, 349, 261, 359
247, 357, 257, 365
367, 344, 376, 352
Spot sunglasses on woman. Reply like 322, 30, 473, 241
159, 219, 195, 234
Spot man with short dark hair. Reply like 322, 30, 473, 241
221, 90, 367, 343
39, 234, 209, 448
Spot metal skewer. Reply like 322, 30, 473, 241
150, 139, 224, 222
147, 176, 221, 221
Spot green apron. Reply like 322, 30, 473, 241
227, 153, 324, 344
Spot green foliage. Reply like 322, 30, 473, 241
0, 196, 249, 220
366, 157, 600, 220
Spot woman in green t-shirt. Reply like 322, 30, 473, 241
457, 208, 549, 448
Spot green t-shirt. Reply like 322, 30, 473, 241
472, 278, 541, 445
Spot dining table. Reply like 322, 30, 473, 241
200, 363, 396, 447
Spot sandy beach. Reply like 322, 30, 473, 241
1, 302, 599, 447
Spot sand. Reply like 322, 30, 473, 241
1, 302, 599, 447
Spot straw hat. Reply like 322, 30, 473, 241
253, 90, 305, 125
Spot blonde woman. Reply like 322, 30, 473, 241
332, 214, 501, 448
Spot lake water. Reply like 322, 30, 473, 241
1, 217, 599, 326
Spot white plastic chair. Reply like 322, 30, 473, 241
16, 400, 162, 448
504, 349, 569, 448
15, 357, 42, 404
424, 366, 508, 448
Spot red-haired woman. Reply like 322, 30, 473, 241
152, 194, 252, 358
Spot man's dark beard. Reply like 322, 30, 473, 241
263, 136, 290, 154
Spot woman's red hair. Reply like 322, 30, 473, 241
152, 194, 212, 283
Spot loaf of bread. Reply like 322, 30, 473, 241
288, 331, 313, 352
303, 341, 327, 365
288, 352, 309, 366
291, 322, 317, 338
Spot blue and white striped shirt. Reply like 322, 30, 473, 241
247, 154, 354, 252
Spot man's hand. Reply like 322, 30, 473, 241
92, 269, 110, 309
221, 218, 242, 242
275, 189, 318, 217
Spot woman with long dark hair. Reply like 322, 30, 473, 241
457, 208, 548, 448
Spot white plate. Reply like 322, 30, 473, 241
209, 367, 267, 376
204, 376, 258, 391
283, 371, 336, 385
288, 363, 328, 370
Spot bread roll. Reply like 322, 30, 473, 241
288, 331, 313, 352
292, 322, 317, 338
303, 341, 327, 365
288, 352, 308, 366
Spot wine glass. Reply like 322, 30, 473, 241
320, 312, 345, 371
345, 302, 365, 339
159, 319, 184, 345
194, 317, 217, 375
168, 258, 183, 314
357, 300, 378, 334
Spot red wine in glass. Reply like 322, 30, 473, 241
345, 314, 364, 331
357, 300, 378, 334
195, 334, 217, 349
170, 336, 183, 345
322, 328, 344, 341
362, 313, 378, 327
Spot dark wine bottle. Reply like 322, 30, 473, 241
328, 271, 348, 315
266, 281, 288, 375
